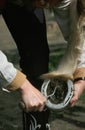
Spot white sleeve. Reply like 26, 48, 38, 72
77, 41, 85, 68
0, 50, 17, 88
53, 0, 85, 69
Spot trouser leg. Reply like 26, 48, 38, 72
2, 4, 50, 130
23, 109, 50, 130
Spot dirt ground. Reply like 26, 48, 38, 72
0, 12, 85, 130
50, 100, 85, 130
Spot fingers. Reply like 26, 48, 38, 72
70, 81, 85, 107
70, 94, 78, 107
19, 101, 26, 110
19, 79, 47, 112
70, 85, 80, 107
19, 101, 46, 112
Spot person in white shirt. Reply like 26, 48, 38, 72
1, 0, 85, 130
0, 50, 46, 111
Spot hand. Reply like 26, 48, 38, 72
70, 80, 85, 107
19, 79, 46, 112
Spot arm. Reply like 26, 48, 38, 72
0, 50, 26, 90
70, 0, 85, 106
0, 50, 46, 111
53, 0, 85, 106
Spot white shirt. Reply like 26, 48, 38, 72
53, 0, 85, 69
0, 51, 17, 88
0, 0, 85, 88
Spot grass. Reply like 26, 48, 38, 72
80, 92, 85, 100
49, 48, 65, 71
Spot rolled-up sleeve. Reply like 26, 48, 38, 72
0, 50, 26, 90
0, 50, 17, 87
73, 42, 85, 79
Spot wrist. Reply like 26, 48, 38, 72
73, 77, 85, 83
6, 70, 27, 91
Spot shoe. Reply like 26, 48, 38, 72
22, 109, 50, 130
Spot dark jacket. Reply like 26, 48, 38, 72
7, 0, 24, 6
6, 0, 32, 7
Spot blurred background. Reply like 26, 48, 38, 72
0, 9, 85, 130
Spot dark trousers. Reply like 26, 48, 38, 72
2, 4, 50, 130
2, 4, 49, 89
